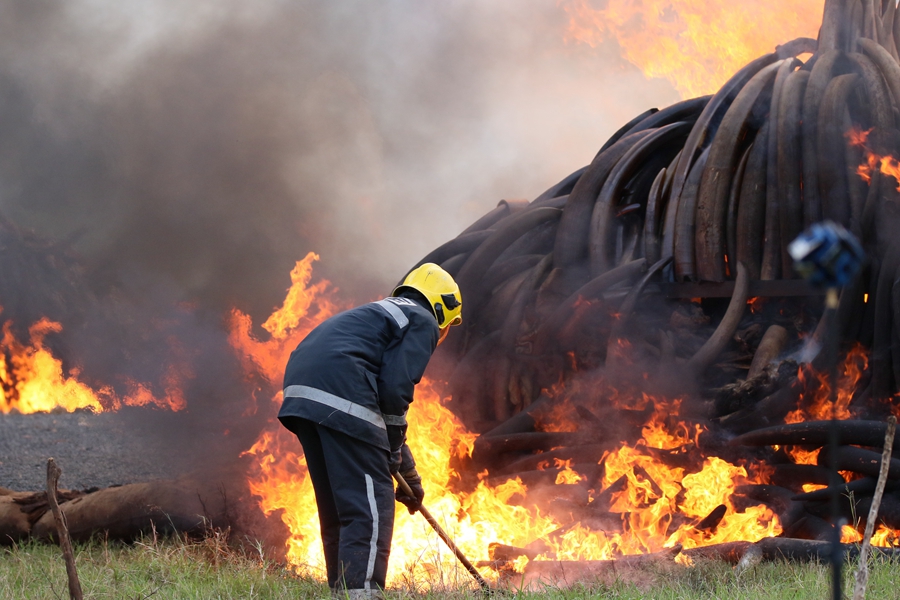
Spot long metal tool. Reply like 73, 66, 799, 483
393, 473, 492, 593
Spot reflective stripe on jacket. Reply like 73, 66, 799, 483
278, 297, 439, 451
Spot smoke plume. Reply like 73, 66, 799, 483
0, 0, 679, 473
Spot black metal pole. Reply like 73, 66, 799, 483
825, 287, 843, 600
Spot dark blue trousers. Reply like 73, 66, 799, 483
281, 417, 394, 593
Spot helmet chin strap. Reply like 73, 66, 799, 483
437, 326, 450, 346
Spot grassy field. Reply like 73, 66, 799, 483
2, 533, 900, 599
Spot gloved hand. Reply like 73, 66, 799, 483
395, 467, 424, 514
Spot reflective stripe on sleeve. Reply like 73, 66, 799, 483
382, 413, 407, 427
283, 385, 387, 430
374, 299, 409, 329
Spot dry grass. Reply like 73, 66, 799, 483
2, 532, 900, 599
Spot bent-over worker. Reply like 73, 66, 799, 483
278, 263, 462, 600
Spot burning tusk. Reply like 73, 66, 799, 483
687, 262, 750, 374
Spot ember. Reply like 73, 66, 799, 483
9, 0, 900, 593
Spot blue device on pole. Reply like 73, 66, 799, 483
787, 221, 865, 288
788, 220, 865, 600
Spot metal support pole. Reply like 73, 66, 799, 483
825, 287, 843, 600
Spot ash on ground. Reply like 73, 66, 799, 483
0, 410, 194, 492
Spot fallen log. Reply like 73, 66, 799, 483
0, 495, 31, 545
512, 545, 683, 588
756, 536, 900, 562
681, 541, 752, 563
31, 479, 228, 543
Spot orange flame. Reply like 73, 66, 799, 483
0, 315, 187, 414
228, 252, 345, 387
557, 0, 821, 98
872, 525, 900, 547
785, 344, 868, 424
847, 127, 900, 191
534, 399, 580, 432
238, 257, 784, 587
842, 525, 863, 543
554, 459, 583, 485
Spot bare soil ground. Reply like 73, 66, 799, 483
0, 410, 189, 492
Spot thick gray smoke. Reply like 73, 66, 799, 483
0, 0, 679, 480
0, 0, 678, 316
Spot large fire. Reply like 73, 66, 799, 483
557, 0, 822, 97
3, 249, 899, 583
236, 255, 783, 587
0, 313, 186, 414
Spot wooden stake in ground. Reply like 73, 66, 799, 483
46, 458, 83, 600
851, 415, 897, 600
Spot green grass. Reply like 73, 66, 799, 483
1, 533, 900, 599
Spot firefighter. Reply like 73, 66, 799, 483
278, 263, 462, 599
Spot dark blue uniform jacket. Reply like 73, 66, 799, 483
279, 296, 439, 453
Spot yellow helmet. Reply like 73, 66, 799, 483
393, 263, 463, 334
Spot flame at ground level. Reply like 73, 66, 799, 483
235, 256, 786, 587
0, 314, 186, 414
244, 380, 784, 586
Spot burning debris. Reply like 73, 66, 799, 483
342, 0, 900, 586
8, 0, 900, 593
240, 26, 900, 578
